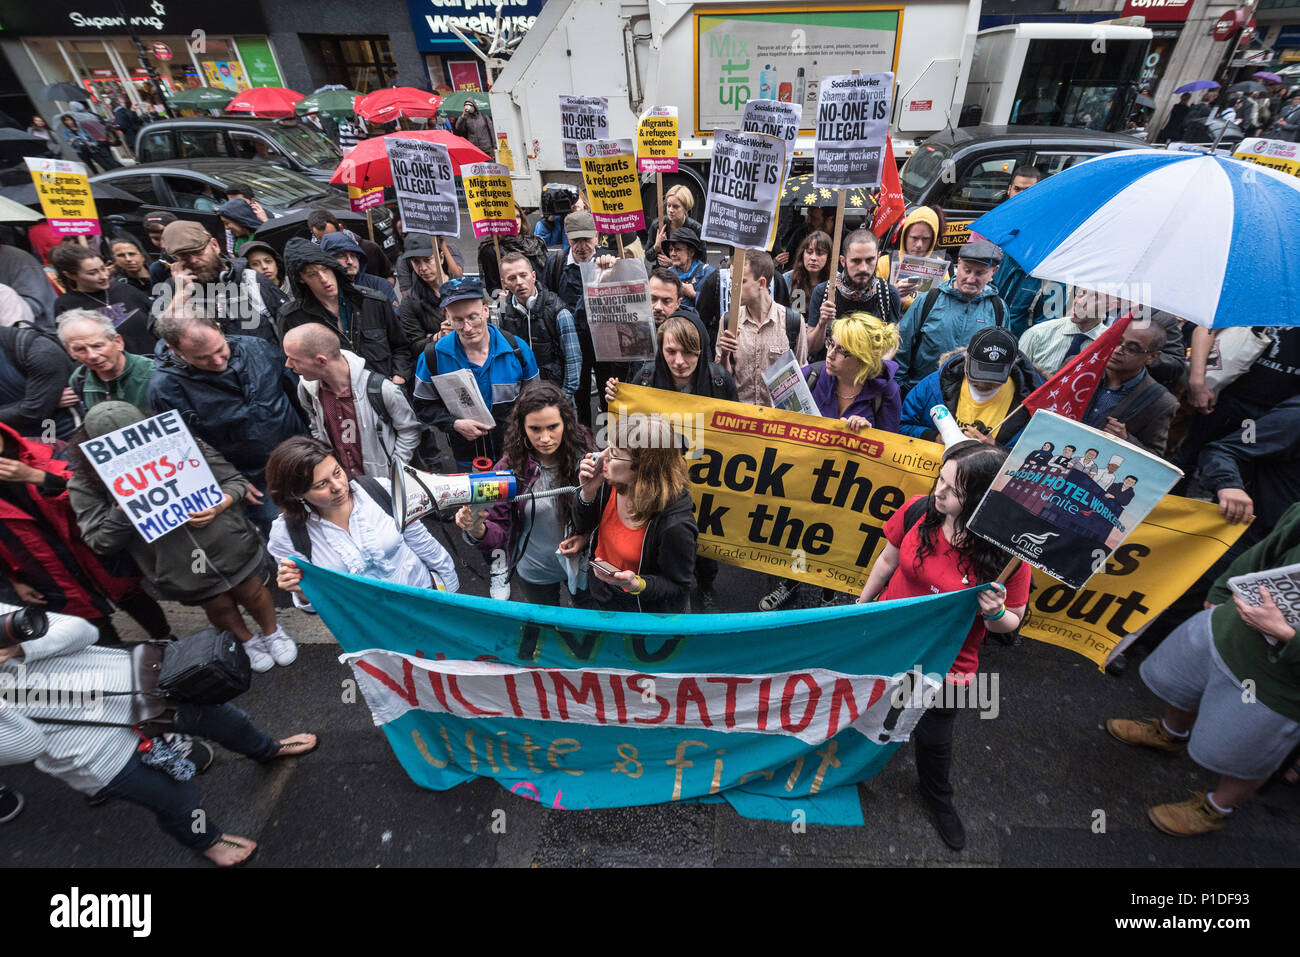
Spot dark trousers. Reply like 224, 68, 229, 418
913, 703, 958, 810
696, 556, 719, 593
515, 577, 564, 606
94, 588, 172, 646
95, 702, 279, 850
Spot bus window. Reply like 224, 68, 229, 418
1013, 38, 1148, 133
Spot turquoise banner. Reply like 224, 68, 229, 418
301, 563, 985, 825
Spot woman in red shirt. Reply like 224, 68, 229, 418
857, 442, 1031, 850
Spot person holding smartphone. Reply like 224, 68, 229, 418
572, 414, 698, 613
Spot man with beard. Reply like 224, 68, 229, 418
497, 251, 581, 408
158, 222, 284, 344
808, 229, 902, 361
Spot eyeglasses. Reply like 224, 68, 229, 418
826, 341, 852, 359
1116, 341, 1157, 355
449, 312, 486, 329
607, 450, 632, 462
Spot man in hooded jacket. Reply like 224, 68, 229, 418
320, 231, 399, 310
277, 237, 413, 384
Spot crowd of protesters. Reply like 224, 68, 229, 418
1, 133, 1299, 860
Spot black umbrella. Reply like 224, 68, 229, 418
41, 82, 89, 102
0, 179, 144, 215
1135, 94, 1156, 110
1228, 80, 1267, 95
249, 207, 373, 254
0, 129, 51, 165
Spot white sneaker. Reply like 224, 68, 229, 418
490, 570, 511, 601
266, 628, 298, 667
244, 635, 274, 673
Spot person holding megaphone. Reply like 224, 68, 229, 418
267, 437, 458, 609
455, 381, 595, 605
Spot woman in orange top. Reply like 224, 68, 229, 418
572, 414, 698, 613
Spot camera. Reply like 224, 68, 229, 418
0, 606, 49, 648
540, 183, 579, 219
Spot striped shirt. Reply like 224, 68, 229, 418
718, 297, 807, 406
0, 605, 136, 795
1017, 316, 1106, 380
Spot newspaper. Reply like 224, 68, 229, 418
762, 349, 818, 415
580, 258, 657, 363
433, 368, 494, 427
1228, 562, 1300, 632
891, 253, 949, 295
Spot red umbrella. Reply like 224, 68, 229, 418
329, 130, 491, 189
354, 87, 442, 123
225, 86, 304, 118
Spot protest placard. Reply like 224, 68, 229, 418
742, 99, 801, 181
578, 138, 644, 235
614, 386, 1245, 669
1234, 137, 1300, 177
813, 72, 893, 188
384, 137, 460, 237
559, 95, 609, 171
700, 129, 785, 251
347, 185, 385, 213
580, 258, 656, 362
762, 349, 818, 415
462, 162, 518, 238
637, 106, 679, 173
966, 410, 1183, 589
24, 157, 99, 237
79, 410, 223, 544
891, 253, 949, 296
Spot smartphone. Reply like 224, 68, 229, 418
589, 559, 622, 576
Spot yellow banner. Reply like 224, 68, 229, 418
24, 157, 99, 237
462, 162, 516, 238
616, 384, 1247, 668
579, 138, 645, 234
1233, 137, 1300, 177
637, 107, 679, 173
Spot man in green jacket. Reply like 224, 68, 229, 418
57, 309, 155, 412
1106, 501, 1300, 835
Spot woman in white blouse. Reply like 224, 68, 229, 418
266, 437, 458, 606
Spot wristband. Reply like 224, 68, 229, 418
629, 576, 646, 595
981, 605, 1006, 622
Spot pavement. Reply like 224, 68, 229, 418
6, 525, 1300, 868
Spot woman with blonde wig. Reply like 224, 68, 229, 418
804, 311, 903, 433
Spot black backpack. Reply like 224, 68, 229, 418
286, 475, 393, 561
917, 287, 1005, 329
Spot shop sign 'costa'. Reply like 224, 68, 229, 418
1119, 0, 1192, 22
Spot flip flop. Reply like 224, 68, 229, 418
206, 836, 258, 867
273, 733, 319, 759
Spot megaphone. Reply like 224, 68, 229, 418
390, 460, 578, 530
929, 405, 981, 456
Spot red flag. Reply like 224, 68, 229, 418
871, 138, 905, 239
993, 311, 1133, 443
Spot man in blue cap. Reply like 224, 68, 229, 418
412, 277, 540, 469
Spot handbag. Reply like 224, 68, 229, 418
157, 626, 251, 705
1204, 326, 1273, 396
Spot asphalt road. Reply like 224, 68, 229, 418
6, 529, 1299, 869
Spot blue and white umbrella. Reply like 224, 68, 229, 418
969, 149, 1300, 329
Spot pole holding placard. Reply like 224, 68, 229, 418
656, 172, 665, 242
365, 208, 375, 243
493, 234, 503, 285
726, 249, 746, 336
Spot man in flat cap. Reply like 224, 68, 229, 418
896, 238, 1009, 394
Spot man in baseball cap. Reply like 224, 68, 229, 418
896, 237, 1009, 392
899, 325, 1042, 444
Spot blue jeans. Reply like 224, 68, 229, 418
95, 702, 279, 850
242, 490, 280, 540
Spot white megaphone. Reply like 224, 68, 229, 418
929, 405, 981, 455
389, 460, 579, 530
